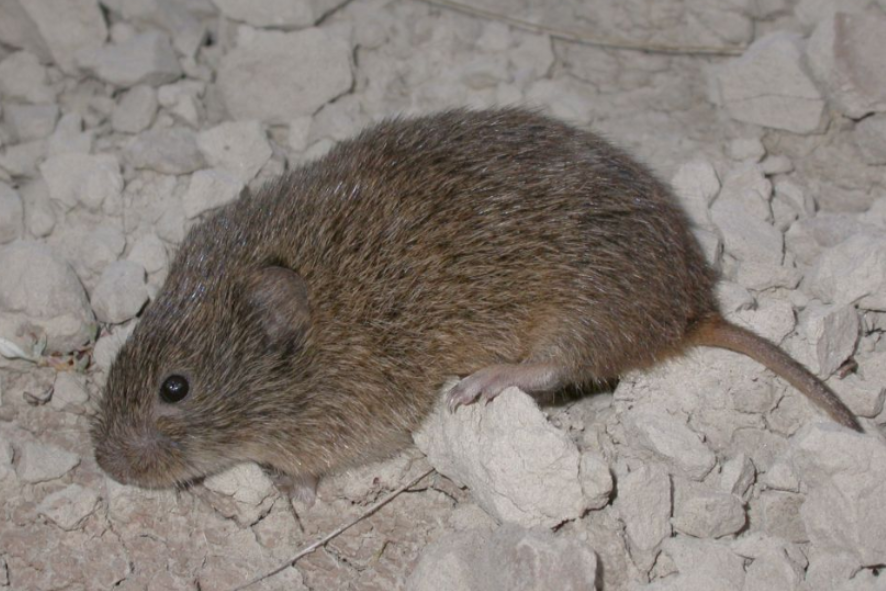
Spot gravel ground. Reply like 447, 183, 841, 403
1, 0, 886, 589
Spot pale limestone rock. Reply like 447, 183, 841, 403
79, 30, 182, 88
196, 120, 271, 182
415, 388, 590, 528
218, 27, 352, 123
37, 483, 100, 530
717, 33, 824, 133
15, 440, 80, 483
407, 524, 598, 591
90, 260, 149, 324
182, 168, 245, 218
112, 85, 158, 134
806, 12, 886, 118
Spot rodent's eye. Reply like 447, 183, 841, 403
159, 375, 190, 404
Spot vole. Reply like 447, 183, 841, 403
92, 108, 861, 499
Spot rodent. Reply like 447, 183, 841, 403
91, 108, 862, 499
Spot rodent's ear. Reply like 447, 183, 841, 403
240, 266, 311, 349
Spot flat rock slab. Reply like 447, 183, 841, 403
407, 524, 597, 591
717, 33, 824, 133
218, 27, 352, 123
415, 388, 592, 528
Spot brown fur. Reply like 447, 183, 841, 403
91, 108, 860, 489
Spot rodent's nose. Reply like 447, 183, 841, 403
94, 430, 164, 486
94, 445, 133, 485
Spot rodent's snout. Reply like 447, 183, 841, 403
93, 427, 182, 488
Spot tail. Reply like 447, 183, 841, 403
689, 314, 862, 432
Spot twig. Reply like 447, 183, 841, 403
420, 0, 747, 56
229, 468, 436, 591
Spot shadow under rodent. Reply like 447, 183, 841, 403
91, 108, 862, 499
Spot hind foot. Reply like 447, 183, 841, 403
447, 362, 566, 412
269, 471, 319, 508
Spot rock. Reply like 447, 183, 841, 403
728, 137, 766, 162
414, 388, 589, 528
3, 104, 58, 142
218, 27, 352, 123
196, 120, 271, 182
621, 410, 716, 481
789, 424, 886, 566
157, 80, 204, 127
47, 113, 92, 156
734, 261, 801, 291
309, 96, 368, 143
525, 78, 595, 122
758, 490, 809, 543
580, 453, 613, 510
785, 213, 870, 266
51, 371, 90, 411
728, 428, 788, 472
0, 182, 24, 244
649, 537, 746, 591
287, 116, 312, 152
202, 462, 276, 526
670, 157, 720, 228
716, 281, 755, 313
47, 226, 126, 290
15, 440, 80, 483
733, 537, 803, 591
574, 509, 644, 590
761, 459, 800, 492
732, 373, 777, 415
0, 139, 46, 178
509, 32, 554, 82
717, 33, 824, 133
808, 232, 886, 311
92, 322, 135, 373
182, 168, 245, 218
761, 154, 794, 175
799, 302, 859, 377
79, 30, 182, 88
203, 463, 275, 505
211, 0, 317, 28
717, 164, 773, 221
806, 12, 886, 118
734, 299, 796, 343
853, 115, 886, 165
672, 478, 746, 538
40, 153, 123, 212
772, 180, 811, 231
0, 51, 56, 104
614, 463, 671, 569
795, 0, 873, 28
319, 451, 423, 504
831, 352, 886, 417
4, 0, 107, 74
0, 6, 51, 74
694, 228, 723, 269
0, 435, 13, 480
127, 233, 167, 275
37, 483, 100, 530
0, 241, 96, 353
805, 549, 872, 591
719, 453, 756, 501
710, 189, 783, 266
19, 179, 54, 237
90, 261, 149, 324
407, 524, 597, 591
124, 127, 205, 174
104, 0, 208, 58
112, 85, 158, 133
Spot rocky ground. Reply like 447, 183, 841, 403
1, 0, 886, 589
